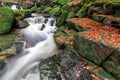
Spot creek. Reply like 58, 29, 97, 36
0, 14, 58, 80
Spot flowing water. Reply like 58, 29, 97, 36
0, 14, 58, 80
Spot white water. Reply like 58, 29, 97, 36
11, 5, 23, 10
0, 14, 58, 80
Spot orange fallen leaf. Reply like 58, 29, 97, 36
90, 74, 99, 80
85, 66, 93, 71
95, 68, 102, 72
104, 78, 109, 80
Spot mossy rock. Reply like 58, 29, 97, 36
102, 49, 120, 79
85, 60, 116, 80
31, 6, 39, 13
0, 60, 4, 70
73, 34, 116, 65
57, 49, 115, 80
39, 57, 61, 80
16, 20, 29, 29
103, 18, 120, 28
61, 5, 70, 12
56, 11, 68, 26
58, 0, 67, 5
67, 11, 75, 19
43, 7, 52, 13
49, 6, 61, 16
14, 10, 31, 19
0, 32, 17, 52
0, 7, 15, 34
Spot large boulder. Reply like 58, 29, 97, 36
73, 34, 116, 65
0, 7, 15, 34
102, 49, 120, 79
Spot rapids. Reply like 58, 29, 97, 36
0, 14, 58, 80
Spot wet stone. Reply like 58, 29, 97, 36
39, 57, 64, 80
57, 50, 91, 80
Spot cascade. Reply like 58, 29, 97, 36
0, 14, 58, 80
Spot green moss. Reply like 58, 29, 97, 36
49, 6, 61, 16
67, 12, 74, 19
0, 33, 17, 52
58, 0, 67, 5
61, 5, 70, 12
73, 34, 115, 65
31, 6, 38, 13
56, 11, 68, 26
0, 7, 15, 34
14, 10, 31, 19
43, 7, 52, 13
76, 0, 92, 17
97, 0, 120, 6
103, 51, 120, 79
85, 60, 116, 80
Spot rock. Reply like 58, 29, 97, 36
68, 18, 120, 48
14, 10, 31, 19
57, 50, 115, 80
67, 11, 75, 19
67, 0, 84, 6
92, 13, 120, 28
0, 7, 15, 34
43, 7, 52, 13
0, 47, 16, 56
39, 57, 64, 80
31, 6, 38, 13
58, 0, 67, 5
49, 6, 61, 16
57, 50, 91, 80
102, 49, 120, 79
16, 20, 29, 29
61, 5, 70, 12
0, 32, 17, 52
55, 27, 75, 46
0, 56, 6, 60
56, 11, 68, 27
73, 34, 116, 65
0, 60, 4, 70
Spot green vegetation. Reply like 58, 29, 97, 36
49, 6, 61, 16
14, 9, 31, 19
0, 32, 17, 52
0, 7, 15, 34
56, 11, 68, 26
58, 0, 67, 5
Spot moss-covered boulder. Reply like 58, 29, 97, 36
58, 0, 67, 5
16, 20, 29, 29
0, 32, 17, 52
0, 7, 15, 34
73, 34, 115, 65
56, 11, 68, 26
102, 49, 120, 79
68, 17, 120, 65
49, 6, 61, 16
14, 10, 31, 18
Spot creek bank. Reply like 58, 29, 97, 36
37, 0, 120, 79
0, 0, 120, 80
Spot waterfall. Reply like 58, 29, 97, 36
0, 14, 58, 80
